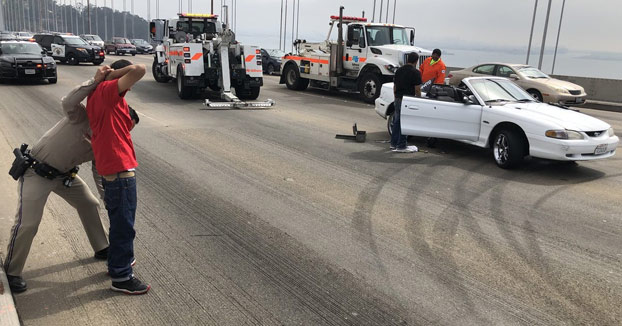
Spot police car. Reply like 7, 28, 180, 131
33, 33, 105, 65
0, 41, 57, 83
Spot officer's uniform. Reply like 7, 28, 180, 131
4, 78, 109, 277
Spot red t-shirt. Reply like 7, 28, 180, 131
86, 79, 138, 175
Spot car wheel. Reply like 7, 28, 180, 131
358, 72, 381, 104
284, 64, 309, 91
267, 64, 275, 75
493, 129, 525, 169
48, 77, 57, 84
67, 54, 79, 65
132, 53, 136, 56
93, 60, 102, 66
527, 89, 543, 102
386, 112, 394, 136
176, 65, 194, 99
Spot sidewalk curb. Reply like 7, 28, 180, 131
585, 100, 622, 113
0, 257, 21, 326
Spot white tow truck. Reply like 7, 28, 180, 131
280, 6, 432, 103
150, 13, 274, 108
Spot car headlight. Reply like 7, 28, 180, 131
545, 129, 584, 140
554, 87, 569, 94
384, 64, 397, 73
42, 56, 55, 63
608, 128, 615, 137
76, 47, 88, 52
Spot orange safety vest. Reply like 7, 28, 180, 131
420, 57, 447, 84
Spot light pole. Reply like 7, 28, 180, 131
372, 0, 376, 22
551, 0, 566, 74
283, 0, 287, 51
538, 0, 552, 70
526, 0, 538, 64
379, 0, 383, 23
392, 0, 396, 24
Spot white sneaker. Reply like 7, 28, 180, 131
392, 145, 418, 153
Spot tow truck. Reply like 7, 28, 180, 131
150, 13, 274, 108
280, 6, 432, 103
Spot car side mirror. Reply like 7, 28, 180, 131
509, 74, 519, 80
41, 50, 46, 55
463, 95, 478, 105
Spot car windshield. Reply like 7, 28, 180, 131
1, 43, 42, 55
366, 26, 409, 46
64, 36, 88, 45
267, 49, 285, 58
518, 66, 549, 79
115, 38, 130, 43
84, 35, 102, 41
133, 39, 148, 45
470, 79, 534, 104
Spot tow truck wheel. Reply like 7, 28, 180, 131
236, 86, 260, 100
152, 59, 171, 83
359, 73, 381, 103
284, 64, 309, 91
176, 66, 194, 99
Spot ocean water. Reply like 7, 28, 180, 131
441, 49, 622, 80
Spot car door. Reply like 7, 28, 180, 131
260, 49, 270, 71
51, 36, 66, 58
400, 96, 483, 141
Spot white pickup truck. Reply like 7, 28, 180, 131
375, 77, 618, 168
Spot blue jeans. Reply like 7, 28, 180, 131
102, 176, 136, 282
390, 97, 408, 149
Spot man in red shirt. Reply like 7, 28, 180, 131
419, 48, 447, 90
86, 59, 149, 294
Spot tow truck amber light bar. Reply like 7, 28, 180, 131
178, 13, 218, 19
329, 15, 367, 22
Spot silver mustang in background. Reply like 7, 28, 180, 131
375, 77, 618, 168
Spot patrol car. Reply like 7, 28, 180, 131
0, 41, 57, 83
33, 33, 105, 65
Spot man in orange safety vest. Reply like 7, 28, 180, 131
419, 48, 446, 90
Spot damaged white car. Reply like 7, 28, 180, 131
375, 77, 618, 168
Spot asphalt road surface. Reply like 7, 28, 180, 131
0, 55, 620, 325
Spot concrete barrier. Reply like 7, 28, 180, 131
446, 67, 622, 104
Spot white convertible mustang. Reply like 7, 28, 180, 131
375, 77, 618, 168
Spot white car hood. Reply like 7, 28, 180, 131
510, 102, 610, 131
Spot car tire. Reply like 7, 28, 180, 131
67, 54, 79, 65
176, 65, 194, 99
527, 89, 543, 102
267, 64, 275, 75
48, 77, 57, 84
386, 112, 394, 136
59, 58, 67, 64
93, 60, 103, 66
358, 72, 382, 104
132, 53, 136, 56
493, 129, 526, 169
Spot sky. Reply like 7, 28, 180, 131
102, 0, 621, 55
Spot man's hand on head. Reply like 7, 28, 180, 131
94, 65, 113, 83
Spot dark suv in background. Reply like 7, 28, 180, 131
261, 49, 284, 75
33, 33, 104, 65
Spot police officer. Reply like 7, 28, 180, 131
4, 67, 115, 293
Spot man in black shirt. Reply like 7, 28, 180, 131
391, 52, 422, 152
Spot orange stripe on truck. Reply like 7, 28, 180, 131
192, 53, 202, 60
284, 55, 329, 65
245, 55, 256, 62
